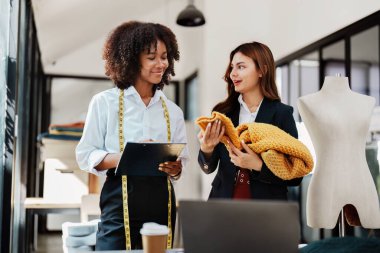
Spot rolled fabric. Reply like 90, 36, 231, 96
62, 219, 99, 237
195, 111, 242, 149
196, 111, 314, 180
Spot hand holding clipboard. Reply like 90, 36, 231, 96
115, 142, 186, 177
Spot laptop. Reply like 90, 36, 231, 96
179, 200, 300, 253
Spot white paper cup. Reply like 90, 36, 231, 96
140, 223, 169, 253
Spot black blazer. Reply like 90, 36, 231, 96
198, 97, 302, 200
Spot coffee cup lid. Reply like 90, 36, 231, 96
140, 222, 169, 236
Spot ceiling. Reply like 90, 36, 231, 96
31, 0, 379, 80
31, 0, 202, 79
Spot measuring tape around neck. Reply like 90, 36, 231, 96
119, 89, 173, 249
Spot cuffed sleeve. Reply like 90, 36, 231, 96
76, 94, 108, 176
198, 144, 220, 174
87, 149, 109, 176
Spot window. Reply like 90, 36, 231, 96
276, 65, 289, 103
351, 26, 379, 103
322, 40, 345, 77
299, 51, 319, 96
185, 72, 198, 121
50, 78, 114, 124
289, 60, 300, 121
162, 81, 179, 106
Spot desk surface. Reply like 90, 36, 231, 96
92, 250, 184, 253
25, 197, 80, 209
25, 197, 80, 214
92, 245, 306, 252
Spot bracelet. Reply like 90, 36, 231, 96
170, 171, 181, 180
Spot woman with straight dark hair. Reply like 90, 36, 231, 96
197, 41, 302, 200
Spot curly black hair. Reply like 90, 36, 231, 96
103, 21, 180, 90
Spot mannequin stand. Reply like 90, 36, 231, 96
339, 208, 345, 237
335, 73, 345, 238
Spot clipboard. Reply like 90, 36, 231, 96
115, 142, 186, 176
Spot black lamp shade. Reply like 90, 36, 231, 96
176, 4, 206, 27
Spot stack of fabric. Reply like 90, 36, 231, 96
62, 219, 99, 253
38, 122, 84, 141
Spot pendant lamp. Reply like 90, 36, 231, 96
176, 0, 206, 27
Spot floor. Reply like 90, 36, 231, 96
34, 228, 183, 252
35, 233, 63, 253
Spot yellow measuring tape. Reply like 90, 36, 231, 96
119, 89, 173, 250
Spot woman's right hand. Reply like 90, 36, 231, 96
198, 120, 225, 154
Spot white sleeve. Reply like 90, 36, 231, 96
75, 95, 108, 176
173, 110, 189, 180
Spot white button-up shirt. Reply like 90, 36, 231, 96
76, 86, 189, 176
238, 94, 263, 124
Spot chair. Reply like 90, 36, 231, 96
61, 194, 101, 252
80, 194, 101, 222
61, 219, 99, 253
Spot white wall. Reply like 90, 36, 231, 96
199, 0, 380, 116
50, 78, 113, 124
174, 122, 204, 200
196, 0, 380, 198
32, 0, 204, 81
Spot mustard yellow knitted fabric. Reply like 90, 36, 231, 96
196, 111, 314, 180
195, 111, 242, 149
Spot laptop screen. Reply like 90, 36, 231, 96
179, 200, 300, 253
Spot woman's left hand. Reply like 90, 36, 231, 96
228, 140, 263, 171
159, 160, 182, 178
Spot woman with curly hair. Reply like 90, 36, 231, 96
76, 21, 188, 250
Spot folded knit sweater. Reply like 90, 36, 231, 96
196, 111, 314, 180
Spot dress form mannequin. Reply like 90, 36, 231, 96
297, 76, 380, 229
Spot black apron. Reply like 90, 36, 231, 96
95, 168, 176, 250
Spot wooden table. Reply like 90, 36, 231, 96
25, 198, 81, 252
25, 197, 80, 212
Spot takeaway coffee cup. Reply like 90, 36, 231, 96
140, 222, 169, 253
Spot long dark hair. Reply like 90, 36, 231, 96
213, 41, 280, 114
